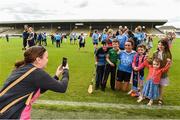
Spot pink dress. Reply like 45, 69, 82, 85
20, 89, 41, 120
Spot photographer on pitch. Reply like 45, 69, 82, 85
0, 46, 69, 119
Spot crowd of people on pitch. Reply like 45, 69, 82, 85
92, 26, 175, 106
22, 24, 86, 50
22, 25, 47, 50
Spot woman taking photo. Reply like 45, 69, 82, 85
0, 46, 69, 119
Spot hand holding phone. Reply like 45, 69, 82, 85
62, 57, 67, 67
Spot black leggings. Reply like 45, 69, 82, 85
102, 64, 116, 90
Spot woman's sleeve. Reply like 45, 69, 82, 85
33, 69, 69, 93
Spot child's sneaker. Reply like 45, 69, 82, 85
137, 96, 143, 103
147, 100, 153, 106
158, 99, 163, 106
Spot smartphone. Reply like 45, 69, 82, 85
62, 57, 67, 67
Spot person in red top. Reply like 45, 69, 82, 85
134, 58, 171, 106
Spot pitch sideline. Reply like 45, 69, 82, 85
35, 100, 180, 110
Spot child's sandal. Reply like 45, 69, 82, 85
158, 99, 163, 105
147, 100, 153, 106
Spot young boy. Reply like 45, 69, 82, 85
101, 39, 120, 91
95, 44, 111, 90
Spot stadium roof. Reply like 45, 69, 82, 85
0, 19, 167, 24
158, 26, 177, 30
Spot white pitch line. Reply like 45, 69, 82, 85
35, 100, 180, 110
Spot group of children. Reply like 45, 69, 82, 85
93, 27, 172, 106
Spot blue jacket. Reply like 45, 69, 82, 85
118, 50, 136, 73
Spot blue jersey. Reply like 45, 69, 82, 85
116, 34, 128, 49
92, 33, 99, 43
54, 34, 61, 41
118, 50, 136, 73
96, 47, 112, 66
37, 34, 42, 41
134, 32, 144, 41
141, 32, 146, 40
101, 33, 108, 42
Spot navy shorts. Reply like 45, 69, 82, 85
116, 70, 131, 82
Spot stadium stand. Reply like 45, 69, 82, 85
175, 28, 180, 38
146, 28, 164, 35
71, 26, 90, 36
0, 27, 10, 34
0, 19, 168, 37
157, 26, 176, 33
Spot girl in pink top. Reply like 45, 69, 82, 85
135, 58, 171, 106
128, 44, 147, 97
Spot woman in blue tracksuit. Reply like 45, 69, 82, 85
116, 40, 136, 92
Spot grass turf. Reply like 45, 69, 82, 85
0, 37, 180, 119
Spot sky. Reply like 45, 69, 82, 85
0, 0, 180, 28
